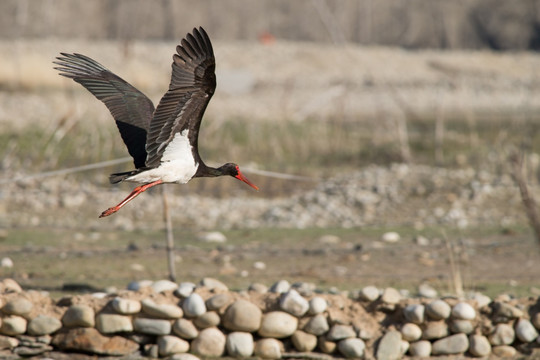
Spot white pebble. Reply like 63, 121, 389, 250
191, 327, 226, 357
194, 311, 220, 329
0, 334, 18, 349
158, 335, 189, 357
327, 324, 356, 341
452, 302, 476, 320
489, 323, 515, 345
423, 321, 448, 340
3, 298, 33, 316
359, 286, 380, 302
226, 332, 254, 357
401, 323, 422, 342
376, 330, 402, 360
400, 340, 409, 356
112, 297, 142, 314
142, 299, 183, 319
62, 305, 95, 328
291, 330, 317, 352
308, 296, 327, 315
426, 299, 451, 320
151, 279, 178, 293
222, 300, 262, 332
172, 319, 198, 339
199, 278, 228, 291
381, 231, 400, 243
27, 315, 62, 336
133, 318, 171, 336
248, 283, 268, 293
253, 261, 266, 270
318, 337, 336, 353
127, 279, 153, 291
414, 235, 430, 246
269, 280, 290, 293
291, 282, 316, 296
258, 311, 298, 338
1, 257, 13, 268
337, 338, 365, 358
418, 283, 437, 298
91, 292, 108, 299
432, 333, 469, 355
96, 313, 133, 334
206, 293, 232, 311
198, 231, 227, 243
303, 314, 329, 336
169, 354, 200, 360
280, 289, 309, 317
183, 293, 206, 318
176, 282, 196, 298
381, 287, 401, 304
254, 338, 282, 359
469, 334, 491, 357
515, 318, 538, 343
492, 345, 516, 357
471, 292, 491, 308
0, 279, 22, 293
0, 315, 27, 335
449, 319, 474, 334
409, 340, 431, 357
494, 302, 523, 319
403, 304, 425, 324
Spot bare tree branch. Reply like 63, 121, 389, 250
510, 151, 540, 245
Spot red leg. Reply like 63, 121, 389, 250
99, 180, 163, 218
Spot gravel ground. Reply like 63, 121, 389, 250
1, 163, 534, 231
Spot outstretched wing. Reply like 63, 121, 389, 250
53, 53, 154, 169
145, 26, 216, 168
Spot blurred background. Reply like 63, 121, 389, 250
1, 0, 540, 295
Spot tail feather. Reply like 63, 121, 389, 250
109, 170, 138, 184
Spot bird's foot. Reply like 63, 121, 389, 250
98, 180, 163, 218
99, 207, 119, 218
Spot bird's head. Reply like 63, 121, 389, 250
219, 163, 259, 191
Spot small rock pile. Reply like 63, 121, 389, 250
1, 277, 540, 359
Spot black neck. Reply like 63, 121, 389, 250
195, 163, 223, 178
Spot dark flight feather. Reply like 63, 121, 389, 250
53, 53, 154, 168
145, 27, 216, 168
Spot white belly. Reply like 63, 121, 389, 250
127, 130, 198, 184
127, 160, 197, 184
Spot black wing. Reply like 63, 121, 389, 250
53, 53, 154, 169
145, 26, 216, 168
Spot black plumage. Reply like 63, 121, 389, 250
54, 27, 257, 218
54, 27, 215, 170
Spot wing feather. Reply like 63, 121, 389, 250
53, 53, 154, 168
145, 26, 216, 168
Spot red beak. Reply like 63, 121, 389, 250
235, 170, 259, 191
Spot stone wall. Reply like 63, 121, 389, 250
0, 277, 539, 359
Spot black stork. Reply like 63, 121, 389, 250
54, 27, 259, 218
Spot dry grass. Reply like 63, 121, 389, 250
3, 107, 540, 183
2, 39, 540, 185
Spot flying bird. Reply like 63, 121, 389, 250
54, 27, 258, 218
